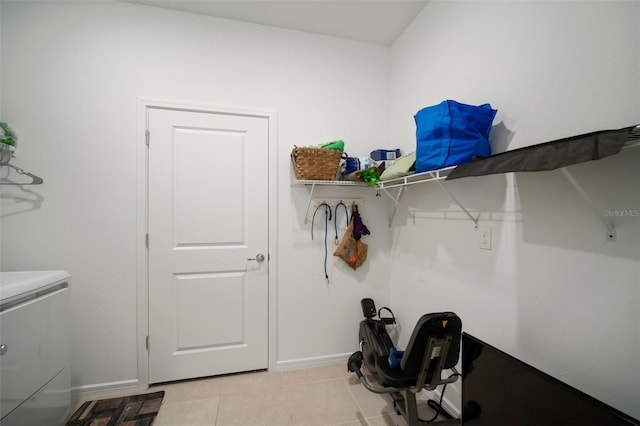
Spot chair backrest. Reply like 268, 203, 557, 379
400, 312, 462, 377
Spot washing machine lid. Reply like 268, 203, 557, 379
0, 270, 70, 304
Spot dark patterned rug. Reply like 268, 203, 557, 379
67, 391, 165, 426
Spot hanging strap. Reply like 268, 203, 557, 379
311, 203, 332, 282
334, 201, 349, 245
311, 202, 332, 240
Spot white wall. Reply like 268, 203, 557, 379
0, 1, 392, 393
3, 1, 639, 417
389, 1, 640, 419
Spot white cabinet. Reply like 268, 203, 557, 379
0, 271, 70, 426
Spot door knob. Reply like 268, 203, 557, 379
0, 344, 7, 356
248, 253, 265, 263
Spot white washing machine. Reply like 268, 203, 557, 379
0, 271, 71, 426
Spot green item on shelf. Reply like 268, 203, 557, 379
356, 167, 381, 187
321, 140, 344, 151
0, 122, 16, 146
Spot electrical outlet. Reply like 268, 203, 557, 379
478, 226, 492, 250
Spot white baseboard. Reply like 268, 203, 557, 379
274, 352, 351, 371
70, 353, 352, 402
71, 379, 146, 402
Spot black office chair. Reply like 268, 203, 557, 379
348, 312, 462, 425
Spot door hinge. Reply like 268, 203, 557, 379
146, 335, 149, 350
145, 233, 149, 249
145, 129, 150, 147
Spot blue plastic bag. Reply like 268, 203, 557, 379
414, 100, 497, 173
388, 347, 405, 369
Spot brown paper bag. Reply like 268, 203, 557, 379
333, 220, 368, 270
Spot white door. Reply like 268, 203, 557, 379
147, 106, 269, 384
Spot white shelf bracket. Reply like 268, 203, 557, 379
382, 185, 405, 227
560, 167, 616, 242
434, 180, 479, 229
375, 166, 478, 228
303, 183, 316, 224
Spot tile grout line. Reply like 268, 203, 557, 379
213, 392, 221, 426
345, 377, 363, 425
343, 376, 375, 426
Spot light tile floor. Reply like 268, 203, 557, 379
71, 363, 446, 426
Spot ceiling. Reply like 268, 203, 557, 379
124, 1, 428, 45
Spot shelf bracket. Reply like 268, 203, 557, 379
434, 180, 479, 229
560, 167, 616, 242
381, 185, 405, 227
303, 183, 316, 224
379, 177, 478, 228
376, 166, 478, 228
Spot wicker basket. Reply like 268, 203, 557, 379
291, 147, 343, 180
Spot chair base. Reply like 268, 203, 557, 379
349, 351, 460, 426
392, 389, 460, 426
